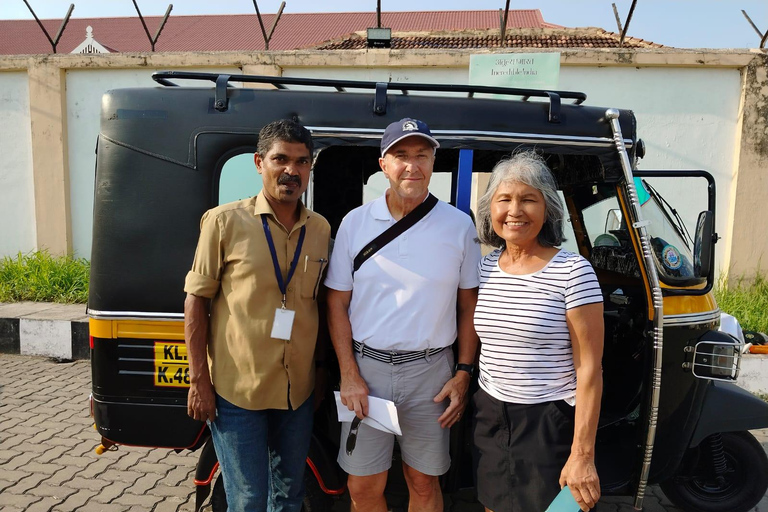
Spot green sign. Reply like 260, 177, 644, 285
469, 53, 561, 91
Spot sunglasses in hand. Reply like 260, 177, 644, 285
345, 416, 362, 456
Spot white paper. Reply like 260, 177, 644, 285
334, 391, 402, 436
271, 308, 295, 340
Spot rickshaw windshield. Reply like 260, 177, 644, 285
636, 180, 701, 286
578, 181, 702, 287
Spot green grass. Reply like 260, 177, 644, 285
0, 251, 89, 304
715, 273, 768, 334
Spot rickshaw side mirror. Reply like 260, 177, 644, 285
693, 210, 715, 278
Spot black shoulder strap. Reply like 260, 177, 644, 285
353, 193, 439, 274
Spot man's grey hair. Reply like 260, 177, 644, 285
476, 151, 565, 248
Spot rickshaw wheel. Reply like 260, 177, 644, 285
209, 468, 334, 512
659, 431, 768, 512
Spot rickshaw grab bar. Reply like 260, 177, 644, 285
606, 108, 665, 511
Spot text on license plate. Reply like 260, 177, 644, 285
154, 341, 190, 388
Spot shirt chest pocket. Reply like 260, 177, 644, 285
300, 254, 328, 300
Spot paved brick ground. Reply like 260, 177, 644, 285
0, 355, 200, 512
1, 353, 768, 512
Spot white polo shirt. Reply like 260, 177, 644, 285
325, 193, 481, 351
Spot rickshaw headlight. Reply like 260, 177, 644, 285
691, 340, 742, 381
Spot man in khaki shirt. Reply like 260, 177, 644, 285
184, 119, 330, 512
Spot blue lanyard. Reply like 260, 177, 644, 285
261, 214, 306, 308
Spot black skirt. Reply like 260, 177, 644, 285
472, 387, 575, 512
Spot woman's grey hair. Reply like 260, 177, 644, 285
476, 151, 565, 248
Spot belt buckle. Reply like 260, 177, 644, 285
389, 351, 397, 366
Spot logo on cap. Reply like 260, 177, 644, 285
380, 117, 440, 157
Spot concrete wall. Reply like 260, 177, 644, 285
727, 54, 768, 279
0, 49, 766, 281
0, 72, 36, 256
561, 66, 742, 274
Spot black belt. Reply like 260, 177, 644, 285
352, 340, 446, 365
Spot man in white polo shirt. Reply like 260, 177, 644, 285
325, 118, 481, 512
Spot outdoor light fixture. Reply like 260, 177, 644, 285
367, 27, 392, 48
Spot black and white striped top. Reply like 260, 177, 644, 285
474, 249, 603, 404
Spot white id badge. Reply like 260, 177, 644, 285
271, 308, 295, 340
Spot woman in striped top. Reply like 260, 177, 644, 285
472, 152, 604, 512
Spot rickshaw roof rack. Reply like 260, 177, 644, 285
151, 71, 587, 119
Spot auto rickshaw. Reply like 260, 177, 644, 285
89, 71, 768, 512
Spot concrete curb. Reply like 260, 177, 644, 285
0, 302, 89, 360
738, 353, 768, 396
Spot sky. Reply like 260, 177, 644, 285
1, 0, 767, 49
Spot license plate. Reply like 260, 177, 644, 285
154, 341, 190, 388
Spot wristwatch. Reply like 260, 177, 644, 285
454, 363, 475, 377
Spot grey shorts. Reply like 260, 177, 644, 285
338, 347, 454, 477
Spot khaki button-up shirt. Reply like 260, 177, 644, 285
184, 192, 330, 410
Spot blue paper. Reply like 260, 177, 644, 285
545, 485, 580, 512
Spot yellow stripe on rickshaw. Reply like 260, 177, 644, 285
89, 318, 185, 340
663, 293, 718, 317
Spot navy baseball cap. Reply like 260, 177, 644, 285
380, 118, 440, 157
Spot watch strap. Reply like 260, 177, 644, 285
455, 363, 475, 377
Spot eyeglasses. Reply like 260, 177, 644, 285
345, 416, 362, 456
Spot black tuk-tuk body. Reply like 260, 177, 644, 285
89, 72, 768, 512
